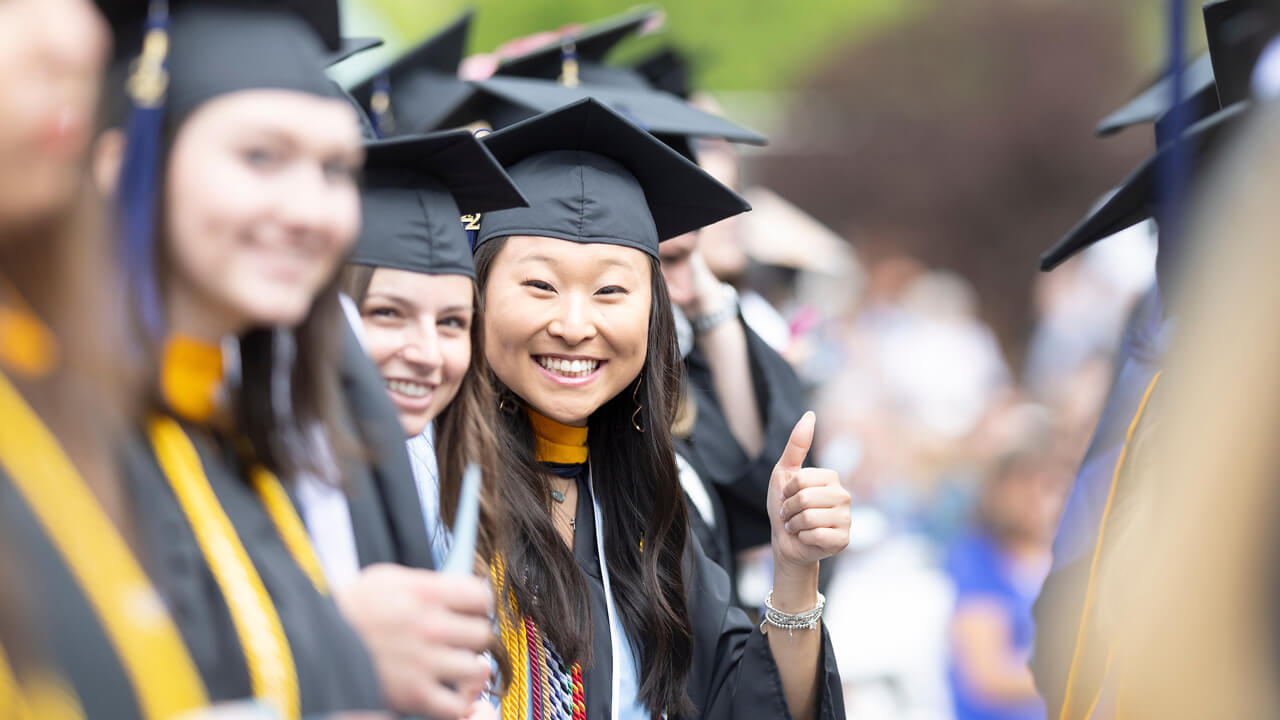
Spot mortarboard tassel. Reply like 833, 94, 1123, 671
369, 73, 396, 138
116, 0, 170, 340
558, 38, 580, 88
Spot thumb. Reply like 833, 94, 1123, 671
776, 411, 816, 474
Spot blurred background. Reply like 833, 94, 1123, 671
336, 2, 1198, 718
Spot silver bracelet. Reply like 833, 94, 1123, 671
760, 590, 826, 638
689, 283, 740, 335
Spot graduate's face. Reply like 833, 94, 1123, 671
483, 235, 652, 427
360, 268, 475, 438
163, 90, 364, 337
0, 0, 107, 231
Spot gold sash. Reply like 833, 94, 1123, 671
0, 372, 208, 718
148, 415, 329, 720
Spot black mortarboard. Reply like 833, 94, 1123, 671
346, 11, 476, 136
1203, 0, 1280, 106
475, 98, 750, 258
350, 131, 529, 279
103, 1, 343, 124
1096, 53, 1219, 137
493, 7, 662, 82
1039, 102, 1247, 271
633, 47, 693, 100
1095, 0, 1280, 138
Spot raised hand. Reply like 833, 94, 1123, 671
768, 411, 852, 573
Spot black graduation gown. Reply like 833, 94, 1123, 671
336, 318, 437, 570
569, 473, 845, 720
0, 473, 148, 718
126, 423, 385, 713
681, 322, 807, 554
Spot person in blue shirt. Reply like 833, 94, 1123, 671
947, 443, 1069, 720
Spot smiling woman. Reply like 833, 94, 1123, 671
91, 1, 388, 716
472, 98, 851, 720
336, 129, 528, 717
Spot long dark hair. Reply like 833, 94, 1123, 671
475, 237, 695, 717
339, 263, 505, 571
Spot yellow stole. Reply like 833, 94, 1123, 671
0, 359, 208, 717
0, 289, 58, 379
527, 409, 588, 464
148, 335, 327, 720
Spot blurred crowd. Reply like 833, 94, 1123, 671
12, 0, 1280, 717
684, 131, 1158, 719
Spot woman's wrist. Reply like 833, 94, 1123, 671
769, 555, 820, 613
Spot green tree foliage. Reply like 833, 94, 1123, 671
343, 0, 914, 90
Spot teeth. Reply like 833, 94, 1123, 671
386, 379, 430, 398
536, 356, 599, 378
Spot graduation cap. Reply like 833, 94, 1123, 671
346, 11, 476, 137
349, 130, 529, 279
493, 6, 663, 83
633, 47, 694, 100
1095, 0, 1280, 138
475, 98, 750, 259
1096, 52, 1218, 137
1203, 0, 1280, 106
100, 0, 345, 336
1039, 102, 1247, 272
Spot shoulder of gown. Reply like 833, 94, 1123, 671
0, 471, 145, 717
125, 424, 386, 713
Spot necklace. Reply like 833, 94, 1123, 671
549, 477, 575, 531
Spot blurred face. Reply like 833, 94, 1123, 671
360, 268, 474, 438
0, 0, 107, 230
658, 232, 698, 308
163, 90, 363, 338
483, 236, 651, 427
695, 145, 747, 280
988, 460, 1070, 545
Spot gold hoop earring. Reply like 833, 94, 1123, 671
631, 378, 645, 433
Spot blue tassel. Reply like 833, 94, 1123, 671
1156, 0, 1190, 257
115, 0, 170, 340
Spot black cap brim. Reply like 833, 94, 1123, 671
327, 37, 384, 68
495, 6, 663, 80
1041, 102, 1248, 271
472, 75, 766, 145
365, 130, 529, 214
1096, 52, 1218, 137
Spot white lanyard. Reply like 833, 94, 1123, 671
588, 468, 624, 720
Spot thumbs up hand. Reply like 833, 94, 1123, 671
768, 411, 852, 571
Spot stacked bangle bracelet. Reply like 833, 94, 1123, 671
760, 590, 826, 638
